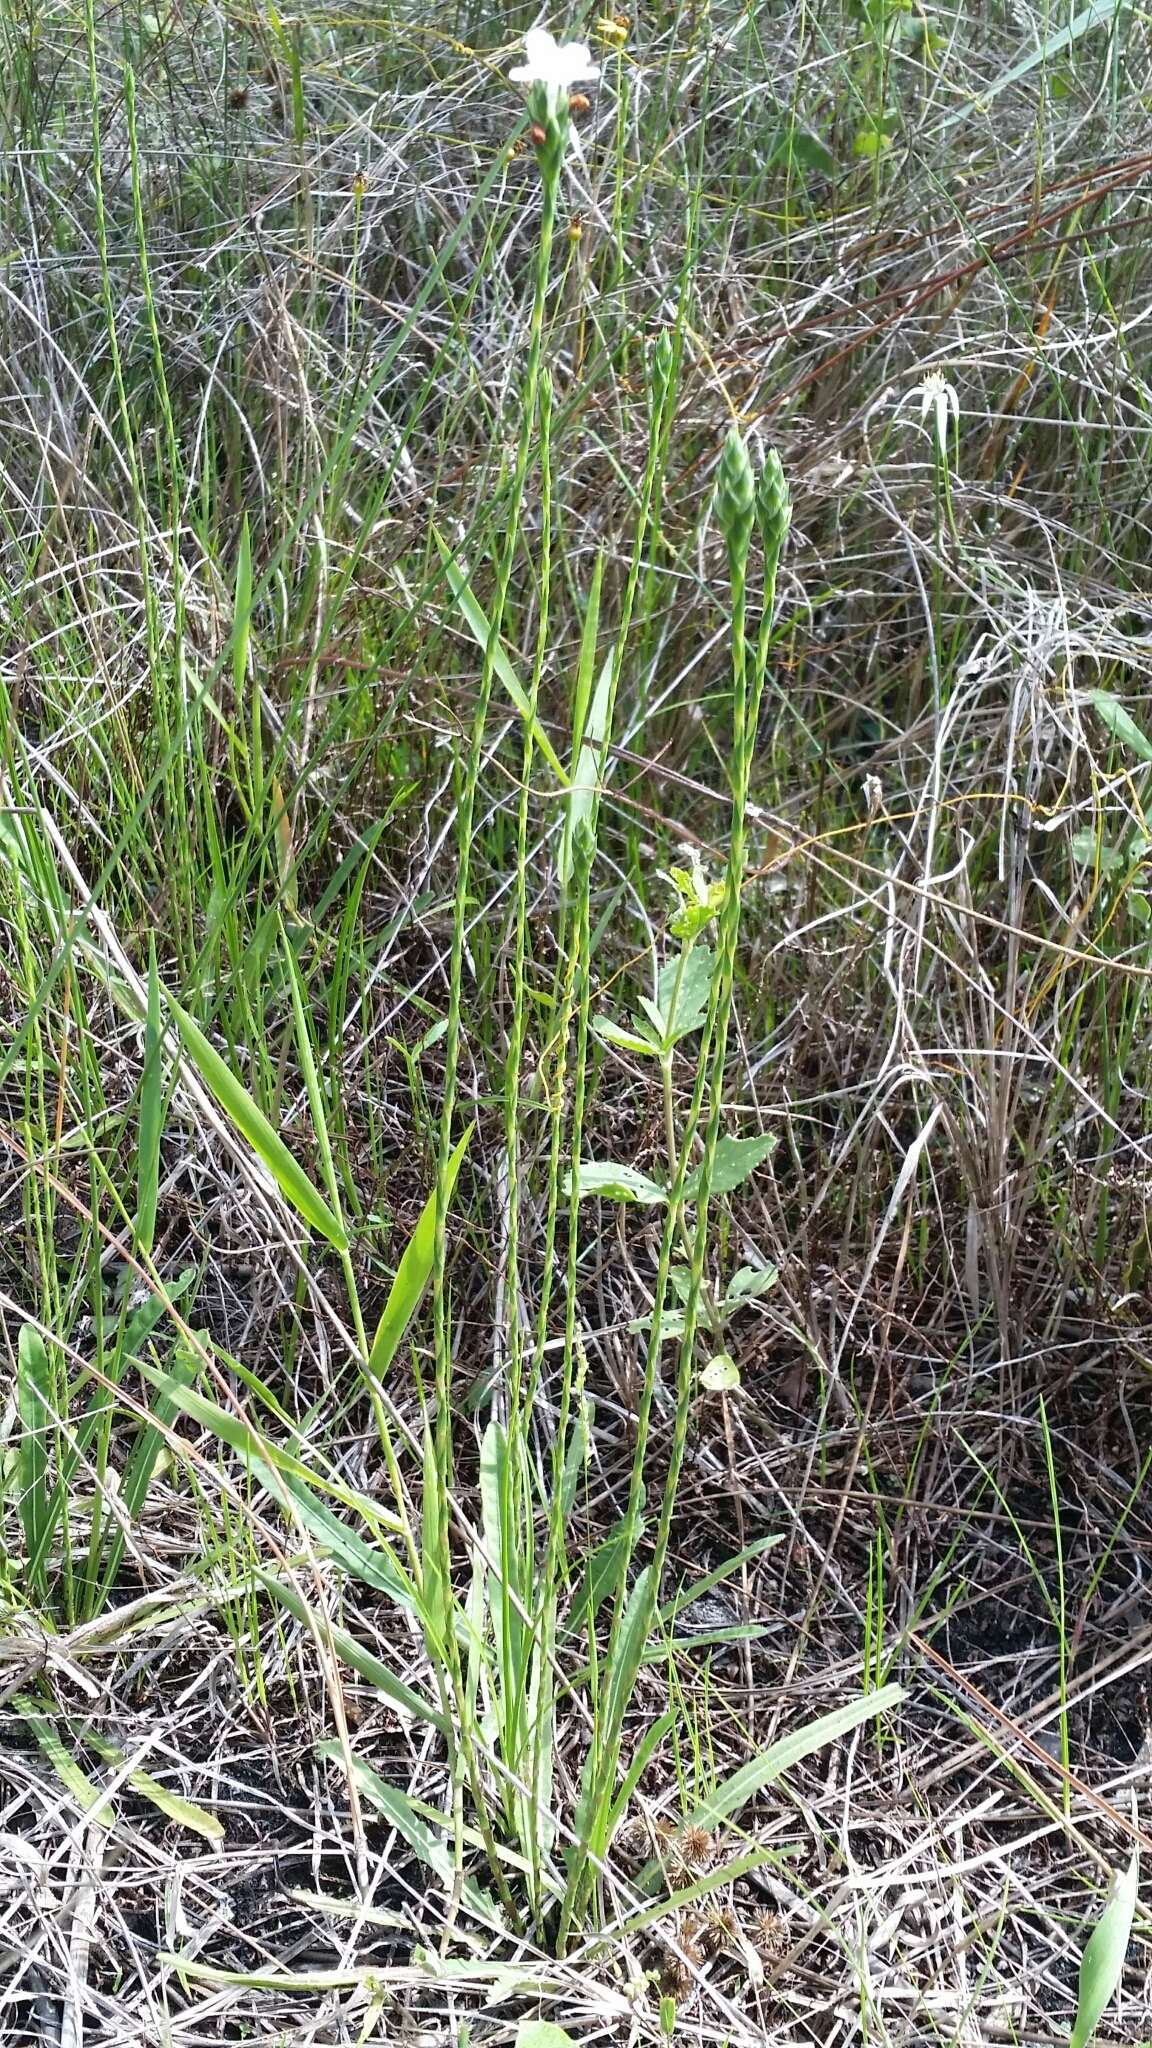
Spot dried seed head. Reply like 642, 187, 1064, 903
675, 1824, 715, 1874
614, 1817, 651, 1867
660, 1954, 692, 2000
751, 1908, 787, 1964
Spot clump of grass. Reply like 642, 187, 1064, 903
3, 0, 1152, 2042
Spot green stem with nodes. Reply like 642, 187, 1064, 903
650, 438, 790, 1584
563, 434, 790, 1939
427, 88, 566, 1925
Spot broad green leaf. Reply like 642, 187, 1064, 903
17, 1323, 51, 1588
574, 1160, 666, 1205
258, 1571, 445, 1730
684, 1132, 777, 1202
82, 1728, 224, 1844
1069, 1852, 1139, 2048
627, 1309, 687, 1343
657, 944, 715, 1043
769, 124, 835, 177
686, 1682, 904, 1831
725, 1263, 779, 1303
368, 1125, 473, 1378
592, 1018, 661, 1058
318, 1744, 503, 1930
516, 2026, 575, 2048
1084, 689, 1152, 763
433, 532, 568, 785
170, 998, 347, 1249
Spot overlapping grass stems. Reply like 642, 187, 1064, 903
4, 0, 1152, 2031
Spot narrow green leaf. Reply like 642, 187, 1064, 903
561, 629, 614, 884
686, 1682, 905, 1831
1069, 1853, 1139, 2048
368, 1124, 472, 1378
1084, 689, 1152, 763
170, 997, 347, 1248
96, 1339, 198, 1601
607, 1710, 677, 1840
82, 1728, 224, 1843
258, 1571, 445, 1730
433, 531, 568, 785
317, 1744, 503, 1930
660, 1535, 781, 1629
420, 1423, 450, 1657
14, 1695, 104, 1814
149, 1369, 421, 1619
136, 934, 163, 1256
943, 0, 1128, 129
233, 513, 253, 695
18, 1323, 52, 1589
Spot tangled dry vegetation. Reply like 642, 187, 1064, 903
3, 0, 1152, 2041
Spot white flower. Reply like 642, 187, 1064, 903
509, 27, 599, 103
913, 371, 960, 456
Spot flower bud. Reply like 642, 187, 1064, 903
715, 426, 756, 581
755, 447, 790, 568
649, 330, 675, 421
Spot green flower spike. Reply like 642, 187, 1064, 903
715, 425, 756, 585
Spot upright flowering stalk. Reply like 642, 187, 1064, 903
510, 27, 599, 186
649, 424, 791, 1582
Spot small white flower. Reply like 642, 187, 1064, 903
913, 371, 960, 457
509, 26, 599, 103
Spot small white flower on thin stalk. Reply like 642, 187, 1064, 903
913, 370, 960, 459
509, 27, 599, 114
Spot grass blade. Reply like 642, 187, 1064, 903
432, 532, 568, 786
18, 1323, 52, 1594
169, 995, 348, 1249
686, 1682, 905, 1831
367, 1124, 473, 1378
136, 933, 163, 1256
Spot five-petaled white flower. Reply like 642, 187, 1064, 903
914, 371, 960, 456
509, 27, 599, 107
